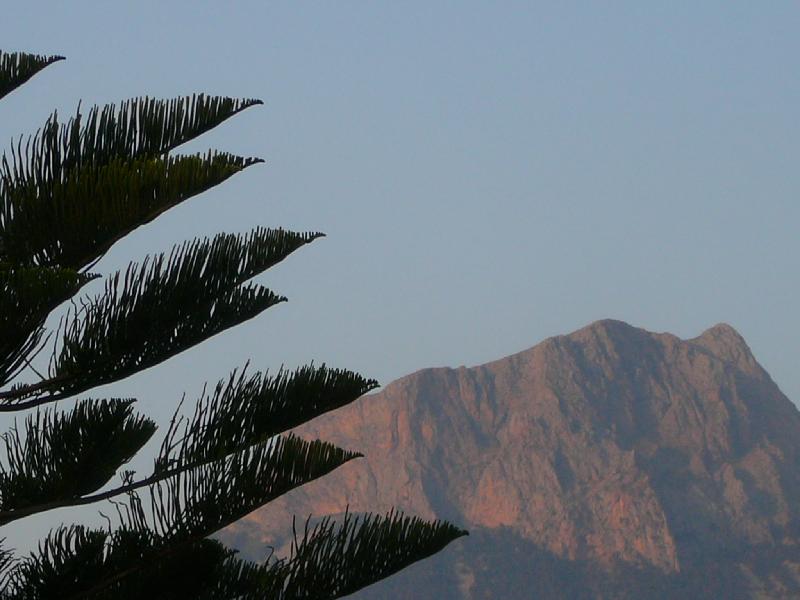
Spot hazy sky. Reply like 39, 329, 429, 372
1, 2, 798, 546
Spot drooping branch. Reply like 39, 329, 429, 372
0, 362, 376, 525
0, 399, 155, 522
144, 435, 361, 542
0, 228, 321, 410
5, 510, 467, 600
2, 436, 364, 598
1, 151, 262, 269
129, 511, 467, 599
0, 432, 357, 527
0, 51, 64, 101
0, 539, 14, 594
9, 528, 252, 600
0, 94, 262, 189
275, 509, 468, 598
156, 363, 378, 474
0, 266, 97, 387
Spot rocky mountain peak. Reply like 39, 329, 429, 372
692, 322, 761, 374
222, 321, 800, 598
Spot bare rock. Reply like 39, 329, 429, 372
221, 321, 800, 598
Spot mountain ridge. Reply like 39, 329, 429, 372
221, 320, 800, 598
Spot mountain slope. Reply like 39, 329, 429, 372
221, 320, 800, 598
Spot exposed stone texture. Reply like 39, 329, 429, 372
220, 320, 800, 598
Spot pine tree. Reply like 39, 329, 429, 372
0, 50, 466, 599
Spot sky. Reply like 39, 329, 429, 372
1, 1, 798, 548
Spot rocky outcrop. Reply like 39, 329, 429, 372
220, 320, 800, 598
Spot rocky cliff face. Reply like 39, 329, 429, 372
221, 321, 800, 599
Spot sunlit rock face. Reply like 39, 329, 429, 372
221, 320, 800, 599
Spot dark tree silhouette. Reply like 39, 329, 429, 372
0, 50, 465, 599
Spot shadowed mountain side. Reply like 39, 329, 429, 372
335, 527, 800, 600
220, 320, 800, 598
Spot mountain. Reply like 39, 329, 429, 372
220, 320, 800, 599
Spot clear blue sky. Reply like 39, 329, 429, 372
1, 2, 798, 546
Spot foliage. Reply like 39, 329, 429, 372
0, 50, 465, 599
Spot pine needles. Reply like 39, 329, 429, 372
0, 52, 64, 101
0, 47, 466, 599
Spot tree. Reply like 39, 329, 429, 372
0, 50, 466, 599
